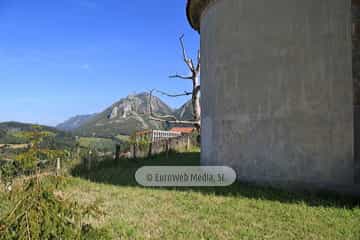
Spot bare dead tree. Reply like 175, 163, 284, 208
149, 34, 201, 131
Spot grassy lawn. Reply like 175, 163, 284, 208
66, 151, 360, 240
115, 134, 130, 142
1, 150, 359, 239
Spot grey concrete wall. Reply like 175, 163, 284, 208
355, 106, 360, 184
200, 0, 357, 192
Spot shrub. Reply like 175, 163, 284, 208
0, 161, 18, 189
0, 175, 109, 240
0, 125, 111, 239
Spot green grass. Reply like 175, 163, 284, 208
79, 137, 117, 151
2, 150, 359, 239
66, 151, 360, 240
115, 134, 130, 142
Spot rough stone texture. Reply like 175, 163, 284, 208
109, 106, 119, 119
200, 0, 358, 193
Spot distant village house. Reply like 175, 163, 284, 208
135, 130, 181, 143
169, 127, 196, 135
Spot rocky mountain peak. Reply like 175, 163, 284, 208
57, 92, 193, 137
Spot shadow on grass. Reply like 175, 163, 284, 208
71, 151, 360, 209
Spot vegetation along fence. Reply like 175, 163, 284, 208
128, 134, 197, 159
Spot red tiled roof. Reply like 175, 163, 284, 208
135, 130, 152, 136
170, 127, 195, 134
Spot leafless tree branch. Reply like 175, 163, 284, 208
193, 85, 200, 94
148, 90, 177, 121
196, 50, 201, 72
179, 34, 195, 71
149, 35, 201, 131
148, 90, 200, 125
156, 90, 192, 98
169, 74, 192, 80
149, 115, 200, 125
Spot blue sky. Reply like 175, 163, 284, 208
0, 0, 199, 126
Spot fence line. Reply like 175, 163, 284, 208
126, 134, 196, 159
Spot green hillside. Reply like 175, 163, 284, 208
0, 122, 76, 160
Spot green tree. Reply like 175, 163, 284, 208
14, 125, 66, 174
0, 126, 110, 239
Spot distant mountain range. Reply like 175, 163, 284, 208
0, 121, 75, 148
56, 114, 95, 131
0, 93, 193, 142
56, 92, 194, 137
174, 100, 194, 121
0, 121, 60, 135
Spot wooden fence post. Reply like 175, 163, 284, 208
133, 144, 137, 159
115, 144, 121, 161
166, 140, 169, 159
87, 150, 92, 170
76, 146, 80, 161
56, 158, 61, 176
148, 142, 152, 158
186, 136, 190, 151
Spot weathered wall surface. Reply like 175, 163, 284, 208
353, 4, 360, 106
200, 0, 357, 192
352, 3, 360, 185
355, 106, 360, 184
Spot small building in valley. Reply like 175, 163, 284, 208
135, 130, 181, 143
169, 127, 196, 135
